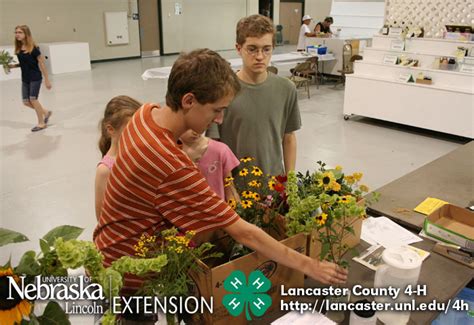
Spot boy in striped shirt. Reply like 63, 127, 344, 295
94, 49, 347, 297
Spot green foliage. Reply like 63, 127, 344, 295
285, 161, 379, 266
0, 228, 29, 247
135, 228, 222, 298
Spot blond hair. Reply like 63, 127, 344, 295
14, 25, 36, 54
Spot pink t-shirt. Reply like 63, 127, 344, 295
198, 139, 239, 199
97, 155, 115, 170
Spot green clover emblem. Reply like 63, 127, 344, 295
222, 270, 272, 320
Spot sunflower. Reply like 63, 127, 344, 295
0, 267, 32, 325
252, 193, 261, 201
239, 157, 253, 163
318, 171, 336, 189
251, 166, 263, 176
315, 213, 328, 226
241, 191, 255, 199
248, 180, 261, 188
224, 176, 234, 187
344, 175, 355, 185
227, 199, 237, 210
241, 200, 253, 209
338, 195, 352, 204
239, 168, 249, 177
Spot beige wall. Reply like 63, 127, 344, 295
304, 0, 332, 25
160, 0, 248, 54
0, 0, 140, 61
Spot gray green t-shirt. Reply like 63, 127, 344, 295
208, 72, 302, 176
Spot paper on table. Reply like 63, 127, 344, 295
414, 197, 449, 215
361, 217, 422, 248
271, 311, 336, 325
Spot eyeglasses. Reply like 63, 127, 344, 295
243, 46, 273, 57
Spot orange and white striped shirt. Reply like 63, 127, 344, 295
93, 103, 239, 292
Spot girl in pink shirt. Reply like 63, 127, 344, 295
181, 130, 239, 201
95, 96, 142, 220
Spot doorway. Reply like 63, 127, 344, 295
138, 0, 161, 57
279, 0, 304, 45
259, 0, 273, 19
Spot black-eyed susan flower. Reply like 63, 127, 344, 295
251, 166, 263, 176
359, 184, 369, 192
253, 193, 261, 201
344, 175, 355, 185
227, 198, 237, 210
241, 191, 254, 199
315, 213, 328, 226
239, 168, 249, 177
0, 267, 32, 325
332, 182, 341, 192
241, 200, 253, 209
338, 195, 352, 204
224, 176, 234, 187
239, 157, 253, 162
353, 172, 363, 182
268, 180, 276, 190
248, 180, 262, 188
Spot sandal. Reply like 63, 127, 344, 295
31, 125, 47, 132
44, 111, 52, 124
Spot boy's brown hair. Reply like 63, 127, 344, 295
166, 49, 240, 111
236, 14, 275, 46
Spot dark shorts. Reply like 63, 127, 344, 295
22, 80, 42, 102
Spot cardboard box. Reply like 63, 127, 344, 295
189, 232, 306, 324
424, 204, 474, 250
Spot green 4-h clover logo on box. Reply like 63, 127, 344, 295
222, 270, 272, 320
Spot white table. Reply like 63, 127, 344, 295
141, 52, 335, 80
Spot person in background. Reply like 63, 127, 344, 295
314, 16, 334, 36
181, 129, 240, 202
209, 15, 302, 176
297, 14, 317, 51
9, 25, 52, 132
95, 95, 142, 220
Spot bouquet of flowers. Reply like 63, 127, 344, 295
285, 161, 379, 267
0, 50, 15, 74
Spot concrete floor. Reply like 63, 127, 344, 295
0, 46, 467, 265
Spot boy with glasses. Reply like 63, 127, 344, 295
208, 14, 301, 176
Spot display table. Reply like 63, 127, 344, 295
343, 35, 474, 138
38, 42, 91, 75
368, 141, 474, 231
141, 52, 335, 80
0, 46, 21, 81
306, 36, 372, 76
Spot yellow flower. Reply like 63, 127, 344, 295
359, 184, 369, 192
315, 213, 328, 226
332, 182, 341, 192
353, 172, 363, 181
241, 191, 254, 199
344, 175, 355, 185
224, 176, 234, 187
338, 195, 352, 204
268, 180, 276, 190
187, 230, 196, 237
0, 268, 32, 324
241, 200, 253, 209
239, 168, 249, 176
240, 157, 253, 162
251, 166, 263, 176
318, 171, 336, 189
248, 180, 262, 188
335, 165, 343, 171
227, 198, 237, 209
175, 246, 184, 254
253, 193, 261, 201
